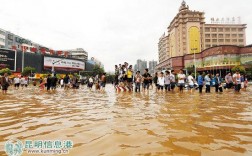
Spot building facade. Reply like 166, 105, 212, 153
0, 29, 6, 48
68, 48, 88, 62
157, 0, 247, 71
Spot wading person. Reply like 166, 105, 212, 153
233, 71, 241, 92
153, 72, 158, 92
114, 65, 119, 87
164, 71, 171, 92
157, 72, 165, 92
170, 70, 176, 92
187, 72, 194, 93
46, 74, 52, 91
51, 74, 58, 90
100, 73, 106, 91
197, 72, 204, 93
88, 76, 94, 90
63, 74, 70, 90
127, 65, 133, 90
1, 73, 10, 95
204, 72, 211, 93
14, 76, 20, 89
214, 73, 223, 92
142, 68, 151, 92
134, 71, 142, 92
225, 72, 233, 89
177, 69, 185, 93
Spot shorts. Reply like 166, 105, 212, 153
127, 78, 133, 83
178, 83, 185, 87
1, 84, 8, 90
165, 84, 170, 90
158, 85, 164, 90
14, 83, 20, 87
189, 85, 194, 89
143, 83, 149, 89
170, 82, 176, 89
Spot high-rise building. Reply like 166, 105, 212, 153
157, 0, 247, 71
0, 28, 6, 48
67, 48, 88, 62
134, 59, 147, 74
149, 60, 157, 75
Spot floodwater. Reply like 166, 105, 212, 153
0, 85, 252, 156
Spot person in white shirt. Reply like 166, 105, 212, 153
177, 69, 186, 93
20, 76, 26, 89
187, 72, 194, 93
14, 76, 20, 89
233, 70, 241, 92
204, 72, 211, 93
164, 71, 171, 92
157, 72, 165, 91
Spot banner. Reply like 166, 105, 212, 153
44, 56, 85, 70
0, 48, 17, 71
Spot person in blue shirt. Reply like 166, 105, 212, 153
213, 73, 223, 92
197, 72, 204, 93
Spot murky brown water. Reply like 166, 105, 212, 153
0, 85, 252, 156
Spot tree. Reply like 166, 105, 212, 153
0, 68, 11, 75
231, 65, 246, 74
22, 66, 36, 76
92, 65, 104, 75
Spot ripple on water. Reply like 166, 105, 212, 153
0, 85, 252, 155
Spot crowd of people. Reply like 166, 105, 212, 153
0, 66, 249, 95
113, 63, 249, 93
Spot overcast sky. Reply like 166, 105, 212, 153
0, 0, 251, 71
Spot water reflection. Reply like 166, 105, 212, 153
0, 85, 252, 155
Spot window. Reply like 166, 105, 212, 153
232, 39, 237, 42
218, 34, 224, 38
212, 34, 217, 38
218, 28, 223, 32
218, 39, 224, 42
225, 34, 230, 38
239, 39, 244, 42
239, 34, 243, 37
231, 28, 237, 32
8, 41, 13, 45
225, 39, 230, 42
212, 44, 217, 47
232, 34, 237, 37
205, 34, 210, 38
212, 39, 217, 42
238, 28, 243, 32
0, 38, 4, 42
205, 39, 210, 42
212, 28, 217, 32
205, 28, 210, 32
225, 28, 230, 32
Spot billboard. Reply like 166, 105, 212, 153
44, 56, 85, 70
0, 48, 16, 71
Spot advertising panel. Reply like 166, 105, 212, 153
0, 48, 16, 71
44, 56, 85, 70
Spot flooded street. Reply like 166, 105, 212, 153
0, 85, 252, 156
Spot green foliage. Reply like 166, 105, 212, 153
231, 65, 246, 74
93, 65, 104, 75
22, 66, 36, 76
106, 74, 115, 83
0, 68, 11, 75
